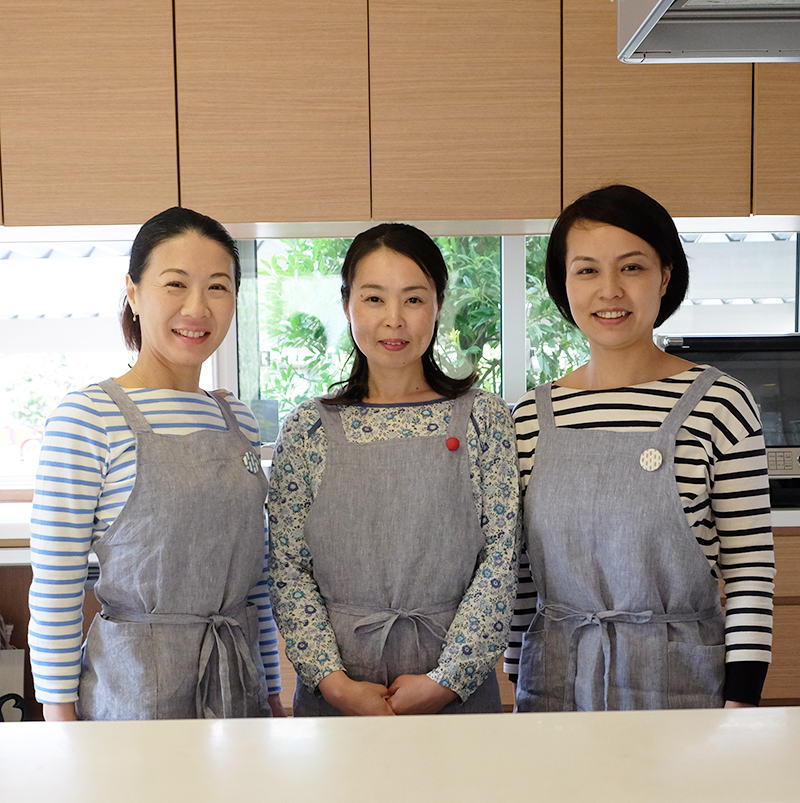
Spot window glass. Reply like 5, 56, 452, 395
525, 235, 589, 391
238, 236, 502, 442
657, 233, 798, 336
0, 243, 132, 486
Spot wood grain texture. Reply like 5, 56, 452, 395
562, 0, 752, 218
369, 0, 561, 221
0, 0, 178, 226
175, 0, 370, 222
761, 605, 800, 702
774, 531, 800, 599
754, 64, 800, 216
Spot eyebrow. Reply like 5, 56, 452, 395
159, 268, 232, 280
570, 250, 650, 263
358, 283, 431, 293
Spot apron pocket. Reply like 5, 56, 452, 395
78, 615, 157, 720
667, 640, 725, 710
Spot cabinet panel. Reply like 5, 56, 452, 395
0, 1, 178, 226
175, 0, 370, 223
370, 0, 561, 221
754, 64, 800, 216
562, 0, 752, 218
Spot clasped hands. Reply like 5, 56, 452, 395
317, 670, 458, 716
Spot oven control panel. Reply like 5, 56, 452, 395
766, 447, 800, 477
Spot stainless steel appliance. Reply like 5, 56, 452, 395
659, 333, 800, 507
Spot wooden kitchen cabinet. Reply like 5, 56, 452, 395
761, 528, 800, 705
753, 64, 800, 216
369, 0, 561, 221
174, 0, 370, 223
562, 0, 752, 218
0, 0, 178, 226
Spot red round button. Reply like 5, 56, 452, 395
446, 437, 460, 451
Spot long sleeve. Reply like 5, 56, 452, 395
28, 391, 106, 704
267, 402, 346, 690
428, 393, 521, 700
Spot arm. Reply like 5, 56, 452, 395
28, 391, 106, 710
705, 381, 775, 706
266, 403, 348, 692
401, 393, 520, 711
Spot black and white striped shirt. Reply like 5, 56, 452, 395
504, 366, 775, 704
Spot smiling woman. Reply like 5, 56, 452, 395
27, 207, 284, 722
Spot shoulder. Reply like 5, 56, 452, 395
468, 389, 513, 428
694, 368, 763, 439
276, 399, 323, 444
214, 390, 262, 447
44, 382, 117, 432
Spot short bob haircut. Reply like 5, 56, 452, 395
120, 206, 241, 352
324, 222, 478, 405
545, 184, 689, 329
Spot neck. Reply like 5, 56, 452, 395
364, 364, 440, 404
563, 341, 691, 390
120, 355, 203, 394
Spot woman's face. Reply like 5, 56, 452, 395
344, 247, 440, 376
126, 231, 236, 374
565, 221, 671, 353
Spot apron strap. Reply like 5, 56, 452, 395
102, 601, 261, 719
446, 388, 479, 439
209, 390, 237, 433
314, 398, 348, 444
534, 382, 556, 430
98, 378, 153, 434
656, 366, 724, 440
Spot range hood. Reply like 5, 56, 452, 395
618, 0, 800, 63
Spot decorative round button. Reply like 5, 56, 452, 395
639, 448, 662, 472
446, 437, 460, 452
242, 451, 260, 474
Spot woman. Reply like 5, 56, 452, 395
268, 223, 520, 716
504, 185, 775, 711
28, 207, 284, 720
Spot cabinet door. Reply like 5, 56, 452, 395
369, 0, 561, 221
563, 0, 752, 218
754, 64, 800, 216
0, 1, 178, 226
175, 0, 370, 223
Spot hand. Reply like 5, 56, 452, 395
386, 674, 459, 715
268, 693, 288, 718
724, 700, 755, 709
317, 670, 395, 716
43, 703, 78, 722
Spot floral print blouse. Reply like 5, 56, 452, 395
267, 390, 521, 701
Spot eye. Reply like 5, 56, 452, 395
622, 263, 643, 272
575, 266, 596, 275
407, 296, 423, 304
165, 280, 186, 288
209, 283, 231, 292
365, 295, 382, 303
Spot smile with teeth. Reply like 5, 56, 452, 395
174, 328, 209, 338
594, 311, 630, 319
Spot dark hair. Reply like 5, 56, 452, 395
120, 206, 241, 352
325, 222, 478, 405
544, 184, 689, 328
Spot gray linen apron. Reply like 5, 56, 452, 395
76, 379, 271, 720
293, 390, 502, 715
517, 367, 726, 712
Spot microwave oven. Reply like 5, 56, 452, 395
658, 333, 800, 508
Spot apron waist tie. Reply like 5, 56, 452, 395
537, 597, 721, 712
101, 601, 260, 719
327, 599, 459, 663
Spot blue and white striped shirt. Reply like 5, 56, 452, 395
28, 382, 281, 705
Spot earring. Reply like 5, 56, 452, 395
132, 312, 139, 322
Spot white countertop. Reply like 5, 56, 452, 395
0, 707, 798, 802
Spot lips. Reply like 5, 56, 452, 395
380, 339, 409, 351
594, 311, 630, 320
174, 328, 210, 340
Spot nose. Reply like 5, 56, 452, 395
181, 287, 210, 318
598, 272, 623, 299
383, 299, 404, 327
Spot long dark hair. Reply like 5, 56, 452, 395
120, 206, 241, 352
324, 223, 479, 405
545, 185, 689, 328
